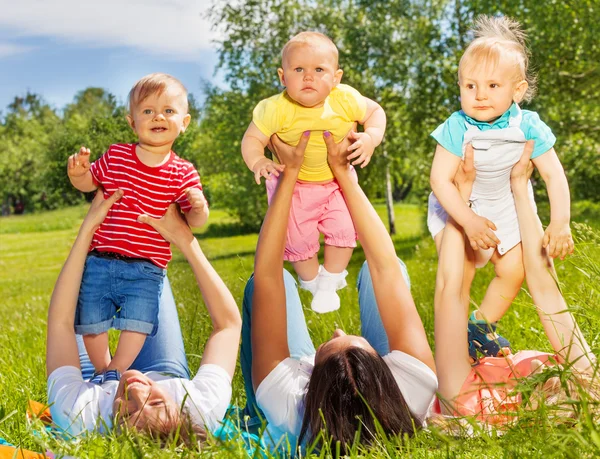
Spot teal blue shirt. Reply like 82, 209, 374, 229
431, 104, 556, 159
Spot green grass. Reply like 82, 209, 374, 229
1, 203, 599, 458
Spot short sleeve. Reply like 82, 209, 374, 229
174, 163, 203, 212
255, 358, 312, 436
333, 84, 368, 122
521, 111, 556, 159
430, 112, 468, 157
89, 148, 112, 186
382, 351, 438, 421
47, 366, 116, 435
188, 364, 232, 431
252, 96, 284, 137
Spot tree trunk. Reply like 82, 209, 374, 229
383, 147, 396, 235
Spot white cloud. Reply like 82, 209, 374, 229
0, 0, 220, 61
0, 42, 36, 58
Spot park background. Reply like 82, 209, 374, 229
1, 0, 599, 457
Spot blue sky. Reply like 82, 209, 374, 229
0, 0, 224, 113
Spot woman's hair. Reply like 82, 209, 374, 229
459, 15, 537, 102
527, 368, 600, 422
299, 347, 421, 455
119, 406, 207, 448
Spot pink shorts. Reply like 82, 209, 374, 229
265, 169, 358, 262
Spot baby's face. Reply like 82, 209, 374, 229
278, 43, 342, 108
127, 84, 190, 149
459, 56, 525, 122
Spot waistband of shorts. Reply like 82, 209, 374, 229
89, 250, 150, 264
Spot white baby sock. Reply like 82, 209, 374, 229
311, 266, 348, 314
298, 265, 321, 295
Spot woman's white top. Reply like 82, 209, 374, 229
47, 364, 232, 435
255, 351, 438, 443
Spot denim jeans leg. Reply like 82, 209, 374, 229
358, 259, 411, 356
241, 269, 316, 421
130, 276, 190, 378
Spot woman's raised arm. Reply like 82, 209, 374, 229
324, 132, 435, 372
46, 189, 123, 376
138, 205, 242, 379
511, 142, 594, 373
250, 132, 310, 389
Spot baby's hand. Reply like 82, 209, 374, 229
543, 221, 574, 259
346, 131, 375, 168
251, 157, 285, 185
185, 188, 208, 214
68, 146, 91, 178
464, 214, 500, 251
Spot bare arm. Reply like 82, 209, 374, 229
434, 145, 477, 407
250, 132, 310, 389
67, 146, 97, 192
430, 144, 500, 250
512, 143, 594, 373
325, 131, 435, 373
360, 98, 386, 147
46, 189, 123, 376
183, 188, 210, 228
138, 205, 241, 379
532, 148, 574, 259
346, 98, 386, 168
242, 122, 285, 184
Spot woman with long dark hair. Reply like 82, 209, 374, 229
240, 131, 437, 454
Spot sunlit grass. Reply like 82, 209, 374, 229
0, 203, 599, 457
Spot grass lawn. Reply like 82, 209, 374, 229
0, 203, 599, 458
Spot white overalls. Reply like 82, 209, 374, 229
427, 108, 536, 268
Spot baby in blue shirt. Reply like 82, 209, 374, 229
428, 16, 574, 360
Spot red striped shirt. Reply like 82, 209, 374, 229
89, 143, 202, 268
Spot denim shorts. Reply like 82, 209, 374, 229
75, 254, 165, 336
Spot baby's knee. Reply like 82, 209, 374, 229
495, 258, 525, 285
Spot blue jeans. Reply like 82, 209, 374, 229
75, 255, 165, 336
77, 276, 190, 379
240, 259, 411, 424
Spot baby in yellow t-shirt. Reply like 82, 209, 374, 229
241, 31, 386, 313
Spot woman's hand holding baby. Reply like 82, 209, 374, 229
268, 131, 310, 173
80, 189, 123, 236
138, 205, 195, 250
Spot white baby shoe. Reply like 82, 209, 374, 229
311, 266, 348, 314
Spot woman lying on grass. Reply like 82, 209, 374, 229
434, 140, 598, 425
241, 130, 437, 455
46, 191, 241, 444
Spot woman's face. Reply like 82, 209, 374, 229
113, 369, 179, 430
315, 329, 376, 364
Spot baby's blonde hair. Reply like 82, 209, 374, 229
128, 73, 189, 113
459, 16, 536, 102
281, 31, 339, 68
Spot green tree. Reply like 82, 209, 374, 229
0, 93, 60, 212
204, 0, 451, 230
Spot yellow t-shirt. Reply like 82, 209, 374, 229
252, 84, 367, 182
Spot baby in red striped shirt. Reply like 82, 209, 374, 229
67, 73, 208, 383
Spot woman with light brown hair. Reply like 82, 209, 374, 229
46, 191, 241, 443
